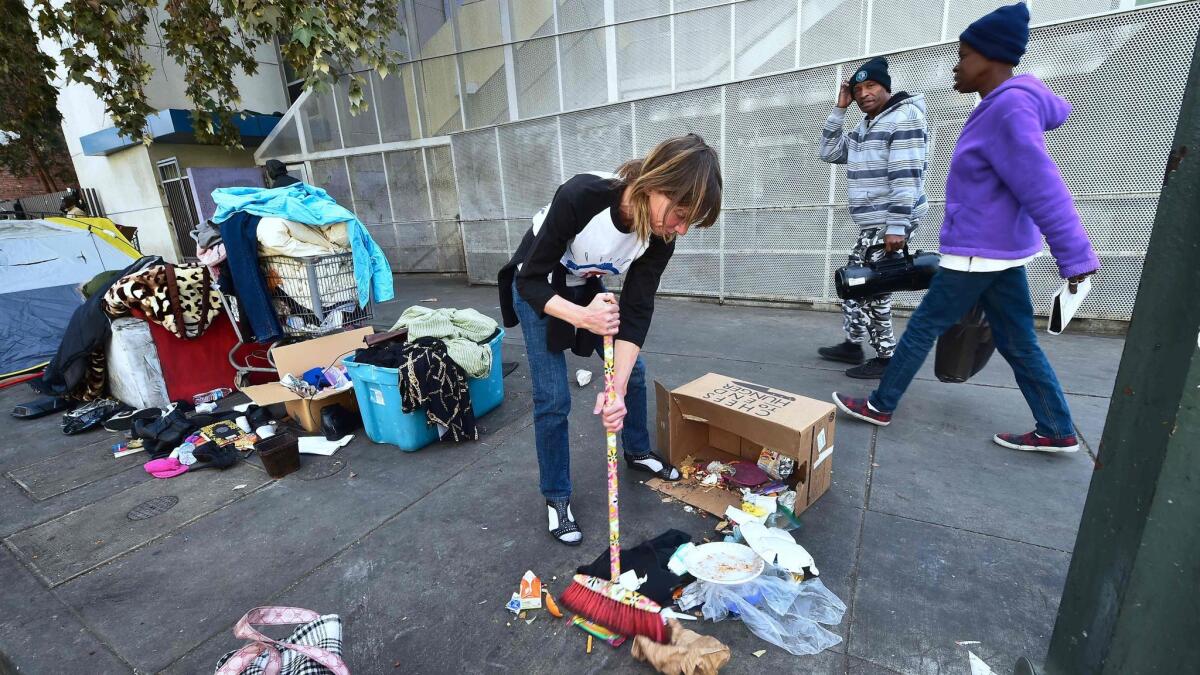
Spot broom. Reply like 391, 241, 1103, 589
559, 334, 670, 643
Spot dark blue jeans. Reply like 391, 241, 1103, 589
870, 266, 1075, 438
512, 283, 651, 501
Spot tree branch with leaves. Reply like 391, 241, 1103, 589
30, 0, 404, 149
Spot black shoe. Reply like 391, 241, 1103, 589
624, 451, 681, 481
103, 407, 163, 432
846, 357, 891, 379
818, 341, 865, 365
547, 499, 582, 546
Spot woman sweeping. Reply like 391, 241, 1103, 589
498, 134, 722, 546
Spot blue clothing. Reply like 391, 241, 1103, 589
219, 212, 283, 342
870, 266, 1075, 438
512, 281, 651, 501
210, 183, 393, 307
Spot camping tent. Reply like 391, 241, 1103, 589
0, 218, 140, 379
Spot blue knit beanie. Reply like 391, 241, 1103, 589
850, 57, 891, 92
960, 3, 1030, 65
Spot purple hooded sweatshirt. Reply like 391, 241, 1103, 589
940, 74, 1099, 279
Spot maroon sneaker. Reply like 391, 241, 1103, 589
993, 431, 1079, 454
832, 392, 892, 427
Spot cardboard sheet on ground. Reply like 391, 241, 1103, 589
648, 374, 836, 519
240, 327, 371, 431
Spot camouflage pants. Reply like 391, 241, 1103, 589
841, 228, 896, 358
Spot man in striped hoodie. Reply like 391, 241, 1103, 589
818, 56, 929, 379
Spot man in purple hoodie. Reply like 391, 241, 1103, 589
832, 2, 1099, 453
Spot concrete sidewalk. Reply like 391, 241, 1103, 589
0, 275, 1121, 674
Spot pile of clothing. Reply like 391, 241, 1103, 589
34, 257, 224, 402
354, 306, 498, 441
199, 183, 394, 343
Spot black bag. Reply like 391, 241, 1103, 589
321, 403, 361, 441
834, 244, 940, 301
934, 304, 995, 383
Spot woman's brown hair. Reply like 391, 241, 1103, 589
615, 133, 722, 243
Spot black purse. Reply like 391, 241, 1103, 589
834, 244, 941, 301
935, 304, 996, 383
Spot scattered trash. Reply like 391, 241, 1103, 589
478, 600, 487, 605
506, 593, 522, 615
349, 472, 357, 479
587, 635, 593, 654
682, 542, 764, 585
233, 484, 247, 490
956, 640, 981, 646
576, 369, 593, 387
298, 435, 353, 456
481, 526, 488, 530
661, 497, 673, 503
667, 542, 696, 576
194, 402, 218, 414
519, 571, 542, 610
525, 616, 537, 625
741, 522, 819, 577
684, 506, 695, 513
617, 570, 647, 592
571, 616, 627, 647
714, 520, 729, 532
420, 298, 438, 302
969, 652, 999, 675
753, 649, 766, 658
632, 619, 731, 674
543, 590, 563, 618
679, 569, 846, 656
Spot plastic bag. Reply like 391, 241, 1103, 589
678, 567, 846, 656
935, 304, 995, 383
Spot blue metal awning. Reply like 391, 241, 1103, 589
80, 109, 281, 156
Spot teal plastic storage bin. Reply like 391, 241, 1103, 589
343, 329, 504, 451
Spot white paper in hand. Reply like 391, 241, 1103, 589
1048, 277, 1091, 335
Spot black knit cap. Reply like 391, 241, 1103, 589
850, 57, 891, 93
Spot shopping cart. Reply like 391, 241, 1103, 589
222, 251, 374, 386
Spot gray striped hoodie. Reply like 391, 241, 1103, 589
819, 92, 929, 236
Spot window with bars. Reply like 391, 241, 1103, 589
156, 158, 201, 260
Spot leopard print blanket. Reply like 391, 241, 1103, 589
74, 264, 223, 400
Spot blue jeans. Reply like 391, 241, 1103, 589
870, 266, 1076, 438
511, 282, 651, 501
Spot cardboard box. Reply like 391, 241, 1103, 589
648, 373, 835, 518
240, 327, 372, 433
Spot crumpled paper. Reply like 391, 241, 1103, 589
632, 619, 731, 675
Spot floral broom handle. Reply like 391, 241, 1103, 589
603, 334, 621, 582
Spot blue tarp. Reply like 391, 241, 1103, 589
0, 285, 83, 377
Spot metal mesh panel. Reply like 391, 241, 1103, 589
559, 28, 610, 111
510, 0, 557, 40
945, 0, 1013, 40
261, 254, 372, 336
734, 0, 797, 79
498, 117, 563, 217
417, 56, 464, 136
412, 0, 455, 59
334, 77, 381, 147
462, 219, 511, 283
436, 220, 466, 271
385, 149, 431, 223
455, 0, 504, 51
557, 0, 605, 32
1021, 7, 1197, 195
388, 221, 438, 272
634, 87, 722, 155
514, 37, 562, 118
724, 208, 829, 251
798, 0, 866, 69
308, 158, 353, 208
261, 115, 302, 158
374, 68, 419, 143
617, 0, 671, 22
1033, 0, 1121, 25
869, 0, 943, 53
348, 153, 390, 224
617, 17, 672, 99
453, 128, 505, 220
425, 145, 460, 219
460, 47, 510, 129
559, 104, 634, 177
724, 66, 839, 210
300, 88, 341, 152
674, 4, 732, 90
676, 0, 730, 10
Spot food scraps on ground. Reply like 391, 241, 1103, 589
543, 590, 563, 618
753, 649, 767, 657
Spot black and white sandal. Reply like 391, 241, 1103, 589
624, 451, 681, 481
546, 499, 582, 546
